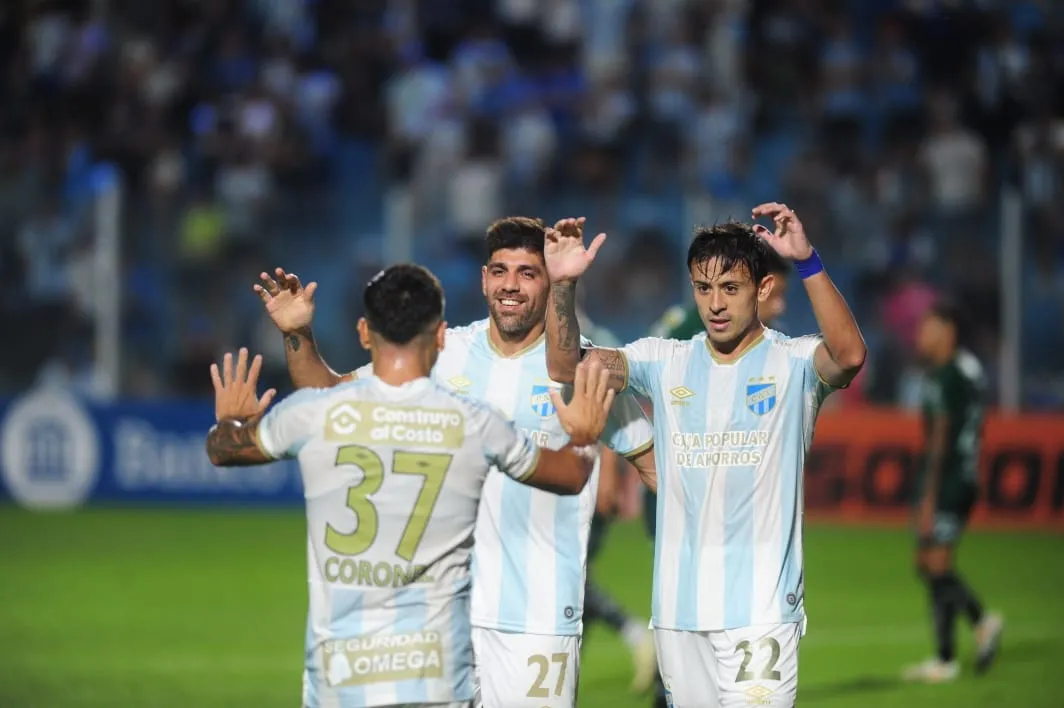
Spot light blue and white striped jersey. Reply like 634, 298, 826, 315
255, 376, 542, 707
617, 328, 834, 632
354, 319, 654, 636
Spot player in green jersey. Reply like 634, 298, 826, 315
902, 299, 1004, 683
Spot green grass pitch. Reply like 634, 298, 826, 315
0, 508, 1061, 707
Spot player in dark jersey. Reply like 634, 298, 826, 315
902, 299, 1003, 683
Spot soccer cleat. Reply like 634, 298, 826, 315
627, 624, 659, 693
902, 658, 960, 683
974, 612, 1004, 675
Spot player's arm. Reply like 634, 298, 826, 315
599, 384, 657, 491
547, 280, 629, 390
921, 380, 951, 512
255, 268, 354, 389
596, 446, 621, 514
207, 418, 271, 466
627, 446, 657, 493
485, 359, 618, 495
805, 271, 867, 389
284, 325, 353, 389
483, 421, 598, 496
751, 203, 866, 389
206, 348, 314, 467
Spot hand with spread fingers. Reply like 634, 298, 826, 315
210, 347, 277, 423
549, 358, 616, 446
544, 216, 607, 284
254, 267, 318, 334
751, 202, 814, 261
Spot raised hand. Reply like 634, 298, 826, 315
550, 358, 616, 445
210, 347, 277, 423
254, 267, 318, 333
544, 217, 607, 283
751, 202, 814, 261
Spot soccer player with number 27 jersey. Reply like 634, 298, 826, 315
544, 206, 867, 707
256, 218, 656, 708
208, 265, 621, 708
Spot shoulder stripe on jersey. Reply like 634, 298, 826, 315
620, 438, 654, 460
251, 424, 275, 460
513, 446, 541, 483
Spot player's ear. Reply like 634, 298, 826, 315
757, 273, 775, 302
357, 318, 372, 351
435, 320, 447, 352
481, 265, 488, 298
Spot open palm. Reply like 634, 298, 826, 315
254, 268, 318, 333
544, 217, 607, 283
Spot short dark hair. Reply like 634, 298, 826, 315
687, 221, 775, 284
485, 216, 545, 260
928, 297, 971, 347
765, 248, 790, 279
363, 264, 445, 345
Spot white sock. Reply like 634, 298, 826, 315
623, 619, 648, 648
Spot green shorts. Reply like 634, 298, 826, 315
587, 513, 610, 561
916, 485, 977, 547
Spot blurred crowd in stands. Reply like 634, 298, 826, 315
1, 0, 1063, 408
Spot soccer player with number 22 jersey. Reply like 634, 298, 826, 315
544, 205, 867, 707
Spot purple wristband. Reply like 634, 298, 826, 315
795, 249, 824, 279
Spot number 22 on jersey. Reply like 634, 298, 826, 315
324, 444, 453, 561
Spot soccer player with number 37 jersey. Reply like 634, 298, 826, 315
543, 206, 867, 707
207, 265, 621, 708
254, 218, 657, 707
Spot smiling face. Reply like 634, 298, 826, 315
691, 256, 774, 351
482, 247, 549, 341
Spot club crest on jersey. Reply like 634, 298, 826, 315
530, 383, 560, 418
746, 378, 776, 416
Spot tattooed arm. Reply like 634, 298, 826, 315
284, 326, 353, 389
206, 418, 272, 466
546, 282, 629, 391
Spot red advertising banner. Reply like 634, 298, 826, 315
805, 409, 1064, 529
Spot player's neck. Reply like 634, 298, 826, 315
706, 323, 766, 364
487, 319, 545, 358
931, 346, 956, 367
371, 354, 432, 387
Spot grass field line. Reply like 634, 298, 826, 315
2, 622, 1050, 675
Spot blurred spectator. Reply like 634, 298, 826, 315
0, 0, 1061, 409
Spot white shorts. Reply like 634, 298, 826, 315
471, 627, 581, 708
655, 622, 802, 708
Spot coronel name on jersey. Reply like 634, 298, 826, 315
324, 402, 465, 449
324, 556, 433, 588
322, 631, 443, 687
670, 430, 770, 468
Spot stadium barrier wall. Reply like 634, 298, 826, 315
805, 409, 1064, 530
0, 387, 302, 509
1, 387, 1063, 530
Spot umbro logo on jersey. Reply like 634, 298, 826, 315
447, 376, 471, 393
670, 386, 695, 406
328, 403, 362, 435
